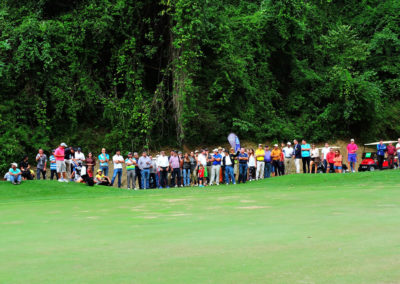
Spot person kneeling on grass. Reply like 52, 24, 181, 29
9, 163, 22, 185
95, 169, 111, 186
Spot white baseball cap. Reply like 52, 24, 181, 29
60, 142, 68, 147
287, 142, 291, 145
274, 144, 278, 147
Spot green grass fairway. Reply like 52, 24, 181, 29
1, 171, 400, 283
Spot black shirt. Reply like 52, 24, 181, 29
294, 144, 302, 159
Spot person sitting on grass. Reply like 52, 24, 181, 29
20, 155, 34, 180
334, 150, 343, 173
198, 164, 205, 187
95, 169, 111, 186
9, 163, 22, 185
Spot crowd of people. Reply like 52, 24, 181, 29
5, 139, 400, 187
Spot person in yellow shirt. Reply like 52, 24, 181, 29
255, 144, 265, 180
271, 144, 282, 177
95, 169, 111, 186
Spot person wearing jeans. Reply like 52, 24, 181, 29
111, 150, 124, 188
264, 146, 272, 178
36, 149, 47, 180
182, 153, 191, 186
237, 148, 248, 183
9, 163, 22, 185
223, 150, 235, 184
157, 151, 169, 188
98, 148, 110, 177
138, 151, 152, 189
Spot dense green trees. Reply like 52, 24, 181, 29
0, 0, 399, 172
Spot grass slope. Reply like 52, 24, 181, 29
1, 171, 400, 283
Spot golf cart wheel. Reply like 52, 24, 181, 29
369, 167, 375, 172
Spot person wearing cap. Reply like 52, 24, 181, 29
282, 142, 294, 175
8, 163, 22, 185
157, 151, 169, 189
74, 148, 85, 166
98, 148, 110, 177
125, 152, 137, 190
95, 169, 111, 186
49, 149, 58, 180
55, 143, 68, 182
301, 140, 311, 173
169, 151, 181, 187
110, 150, 124, 188
263, 146, 272, 178
238, 148, 249, 183
222, 150, 235, 185
271, 144, 282, 176
377, 139, 386, 170
293, 140, 302, 174
255, 144, 265, 180
210, 149, 222, 186
35, 149, 47, 180
346, 139, 358, 173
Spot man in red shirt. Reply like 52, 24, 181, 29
326, 148, 336, 173
54, 142, 68, 182
387, 142, 396, 169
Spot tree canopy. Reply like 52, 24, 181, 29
1, 0, 399, 171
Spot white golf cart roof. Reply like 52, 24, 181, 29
364, 141, 397, 146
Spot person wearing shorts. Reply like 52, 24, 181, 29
55, 143, 68, 182
346, 139, 358, 172
334, 150, 343, 173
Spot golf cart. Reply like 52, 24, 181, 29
358, 141, 398, 172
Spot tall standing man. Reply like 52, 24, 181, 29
376, 140, 386, 170
301, 140, 311, 173
346, 139, 358, 173
210, 149, 222, 186
255, 144, 265, 180
36, 149, 47, 180
125, 152, 137, 190
238, 148, 248, 183
293, 140, 302, 174
157, 151, 170, 188
283, 142, 294, 175
138, 151, 152, 189
98, 148, 110, 177
111, 150, 124, 188
55, 143, 68, 182
264, 146, 272, 178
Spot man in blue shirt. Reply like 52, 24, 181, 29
98, 148, 110, 176
49, 149, 58, 180
210, 149, 222, 185
301, 140, 311, 173
9, 163, 22, 185
264, 146, 272, 178
377, 140, 386, 170
238, 148, 248, 183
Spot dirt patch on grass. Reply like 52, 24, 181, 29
142, 216, 159, 219
163, 198, 189, 203
240, 200, 255, 203
237, 206, 270, 210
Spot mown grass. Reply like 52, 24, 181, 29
1, 171, 399, 283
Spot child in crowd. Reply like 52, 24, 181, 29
198, 165, 205, 187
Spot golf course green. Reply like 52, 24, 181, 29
1, 171, 400, 283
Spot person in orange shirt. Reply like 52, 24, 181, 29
333, 150, 343, 173
271, 144, 282, 177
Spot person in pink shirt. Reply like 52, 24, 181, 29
346, 139, 358, 173
54, 142, 68, 182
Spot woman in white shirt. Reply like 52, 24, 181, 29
310, 144, 320, 173
247, 149, 256, 181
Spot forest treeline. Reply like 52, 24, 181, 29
1, 0, 399, 172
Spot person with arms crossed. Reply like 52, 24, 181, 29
125, 152, 137, 190
301, 140, 311, 173
210, 149, 222, 186
238, 148, 248, 184
376, 140, 386, 170
111, 150, 124, 188
98, 148, 110, 177
282, 142, 294, 175
138, 151, 152, 189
